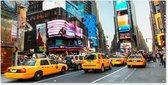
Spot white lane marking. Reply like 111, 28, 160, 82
121, 68, 136, 83
91, 66, 127, 83
35, 70, 83, 83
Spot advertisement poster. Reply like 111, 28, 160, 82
36, 23, 46, 52
116, 0, 128, 11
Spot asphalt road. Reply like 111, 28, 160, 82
1, 62, 166, 83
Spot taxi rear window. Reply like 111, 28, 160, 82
84, 55, 97, 60
129, 55, 141, 58
111, 55, 121, 58
20, 60, 36, 66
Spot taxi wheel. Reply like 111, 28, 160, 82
109, 64, 112, 70
84, 69, 88, 73
76, 64, 81, 70
100, 65, 105, 73
127, 65, 131, 68
61, 67, 66, 74
143, 64, 146, 68
34, 71, 42, 81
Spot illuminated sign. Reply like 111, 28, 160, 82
117, 14, 128, 27
119, 32, 131, 39
43, 0, 66, 10
118, 24, 130, 32
155, 13, 161, 29
116, 0, 127, 11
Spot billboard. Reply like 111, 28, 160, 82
118, 24, 130, 32
75, 26, 83, 38
117, 14, 128, 27
120, 42, 131, 53
119, 32, 131, 40
64, 22, 75, 37
47, 20, 66, 37
116, 0, 128, 11
36, 23, 46, 52
43, 0, 66, 10
89, 37, 98, 47
47, 20, 76, 38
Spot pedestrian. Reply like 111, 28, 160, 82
152, 52, 156, 62
156, 52, 160, 63
159, 52, 164, 66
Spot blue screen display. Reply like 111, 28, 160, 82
118, 24, 130, 32
116, 0, 128, 11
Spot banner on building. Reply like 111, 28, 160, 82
118, 24, 130, 32
119, 32, 131, 39
117, 14, 128, 27
36, 23, 46, 52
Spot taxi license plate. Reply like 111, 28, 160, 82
133, 60, 137, 62
10, 69, 17, 73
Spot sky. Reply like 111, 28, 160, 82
96, 0, 152, 51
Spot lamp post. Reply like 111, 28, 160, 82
14, 1, 29, 66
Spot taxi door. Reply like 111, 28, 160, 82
40, 60, 50, 75
102, 55, 109, 67
49, 59, 60, 73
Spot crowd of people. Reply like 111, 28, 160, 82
141, 51, 166, 68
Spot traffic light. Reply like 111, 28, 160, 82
157, 33, 165, 46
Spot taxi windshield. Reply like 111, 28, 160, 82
19, 60, 36, 66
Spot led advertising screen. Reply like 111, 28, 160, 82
47, 20, 66, 37
116, 0, 128, 11
64, 22, 75, 37
89, 37, 98, 47
118, 24, 130, 32
36, 23, 46, 52
47, 20, 76, 38
120, 42, 131, 53
117, 14, 128, 27
119, 32, 131, 39
75, 26, 83, 38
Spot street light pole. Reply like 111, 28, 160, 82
15, 4, 20, 66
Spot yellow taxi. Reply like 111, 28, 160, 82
82, 53, 112, 73
4, 58, 68, 81
127, 55, 146, 68
110, 55, 126, 65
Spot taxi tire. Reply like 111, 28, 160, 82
100, 65, 105, 73
76, 64, 81, 70
61, 67, 66, 74
109, 64, 112, 70
34, 71, 42, 81
84, 69, 88, 73
127, 65, 131, 68
143, 64, 146, 68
